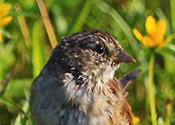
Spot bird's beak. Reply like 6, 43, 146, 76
114, 49, 136, 63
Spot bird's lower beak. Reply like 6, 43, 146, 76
114, 49, 136, 63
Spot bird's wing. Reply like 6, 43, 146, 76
109, 78, 133, 125
109, 70, 141, 124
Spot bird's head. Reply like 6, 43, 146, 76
50, 30, 135, 86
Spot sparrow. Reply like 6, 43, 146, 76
30, 29, 138, 125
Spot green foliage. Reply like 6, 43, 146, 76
0, 0, 175, 124
0, 43, 15, 80
32, 20, 48, 77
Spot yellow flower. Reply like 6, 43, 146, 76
0, 3, 12, 42
132, 115, 140, 124
0, 32, 2, 42
0, 3, 12, 26
133, 16, 174, 48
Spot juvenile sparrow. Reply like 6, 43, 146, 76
30, 29, 137, 125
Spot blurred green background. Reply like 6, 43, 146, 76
0, 0, 175, 124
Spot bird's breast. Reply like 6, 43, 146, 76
63, 78, 124, 125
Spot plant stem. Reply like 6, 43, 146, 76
36, 0, 58, 49
15, 4, 32, 49
170, 0, 175, 32
149, 54, 157, 125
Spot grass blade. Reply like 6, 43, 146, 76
95, 0, 139, 55
32, 20, 47, 77
70, 0, 95, 33
170, 0, 175, 32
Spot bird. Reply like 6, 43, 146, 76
30, 29, 138, 125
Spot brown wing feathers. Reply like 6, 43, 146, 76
109, 70, 141, 125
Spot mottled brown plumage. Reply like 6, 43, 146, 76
30, 29, 138, 125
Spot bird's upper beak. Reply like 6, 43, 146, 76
114, 49, 136, 63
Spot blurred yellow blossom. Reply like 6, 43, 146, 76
0, 3, 12, 26
133, 115, 140, 124
0, 3, 12, 42
133, 16, 174, 48
0, 32, 2, 41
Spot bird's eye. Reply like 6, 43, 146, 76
95, 44, 104, 54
